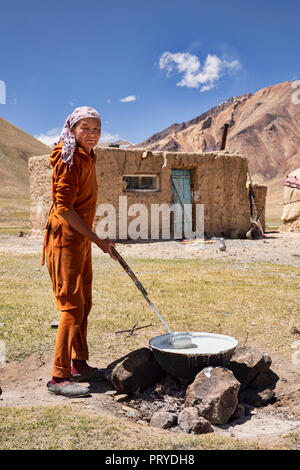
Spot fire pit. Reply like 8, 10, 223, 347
149, 332, 238, 379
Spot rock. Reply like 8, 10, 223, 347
150, 411, 177, 429
178, 407, 214, 434
290, 324, 300, 335
202, 116, 212, 130
184, 367, 240, 425
239, 388, 275, 407
231, 403, 245, 420
114, 394, 130, 402
105, 389, 118, 397
122, 406, 142, 419
248, 369, 279, 390
164, 374, 180, 391
105, 348, 164, 394
227, 345, 272, 388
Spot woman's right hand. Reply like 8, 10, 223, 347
95, 238, 119, 261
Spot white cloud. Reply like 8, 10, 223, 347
120, 95, 136, 103
100, 131, 121, 142
106, 99, 111, 104
159, 51, 241, 92
35, 127, 61, 147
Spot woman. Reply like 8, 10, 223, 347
42, 106, 117, 398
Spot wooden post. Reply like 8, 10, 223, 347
220, 123, 229, 150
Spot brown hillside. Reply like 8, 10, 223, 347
133, 81, 300, 219
0, 116, 49, 224
0, 116, 49, 200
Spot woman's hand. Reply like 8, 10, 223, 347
95, 238, 119, 260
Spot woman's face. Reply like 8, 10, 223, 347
72, 117, 101, 153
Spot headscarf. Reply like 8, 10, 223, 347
53, 106, 101, 169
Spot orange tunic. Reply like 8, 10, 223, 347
42, 143, 98, 377
42, 142, 98, 311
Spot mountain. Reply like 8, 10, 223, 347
0, 116, 50, 223
0, 116, 49, 200
132, 81, 300, 219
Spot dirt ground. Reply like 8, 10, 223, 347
0, 231, 299, 447
0, 230, 300, 267
0, 344, 299, 444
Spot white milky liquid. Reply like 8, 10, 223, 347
149, 332, 238, 356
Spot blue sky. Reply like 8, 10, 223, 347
0, 0, 299, 145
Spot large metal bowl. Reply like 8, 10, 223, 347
149, 332, 238, 379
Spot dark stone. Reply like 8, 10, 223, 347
227, 346, 272, 388
239, 388, 275, 407
150, 411, 177, 429
248, 369, 279, 391
231, 403, 245, 420
201, 117, 212, 130
178, 407, 214, 434
184, 367, 240, 425
105, 348, 164, 394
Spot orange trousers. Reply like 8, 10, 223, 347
43, 214, 93, 378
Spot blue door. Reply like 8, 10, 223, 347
171, 169, 192, 238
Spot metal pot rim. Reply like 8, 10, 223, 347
149, 331, 238, 357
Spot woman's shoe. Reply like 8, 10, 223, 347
71, 360, 107, 382
47, 379, 91, 397
71, 367, 107, 383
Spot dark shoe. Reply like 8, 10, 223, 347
71, 367, 107, 383
47, 380, 91, 398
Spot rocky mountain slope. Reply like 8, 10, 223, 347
133, 81, 300, 219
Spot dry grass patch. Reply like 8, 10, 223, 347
0, 252, 298, 362
0, 405, 267, 450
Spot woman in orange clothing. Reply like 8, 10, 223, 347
42, 106, 117, 398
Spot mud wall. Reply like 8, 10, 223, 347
280, 169, 300, 233
28, 148, 266, 239
28, 155, 52, 236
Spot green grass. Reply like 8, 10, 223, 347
0, 252, 299, 451
0, 252, 299, 362
0, 226, 30, 235
0, 197, 30, 230
0, 405, 268, 450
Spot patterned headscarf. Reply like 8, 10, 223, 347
54, 106, 101, 169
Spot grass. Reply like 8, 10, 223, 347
0, 226, 30, 235
0, 251, 299, 451
0, 252, 299, 362
0, 405, 269, 450
0, 197, 30, 233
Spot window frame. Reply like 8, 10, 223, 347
122, 174, 160, 192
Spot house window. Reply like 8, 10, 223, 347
123, 175, 159, 192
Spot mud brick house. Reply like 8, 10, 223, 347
28, 147, 266, 240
